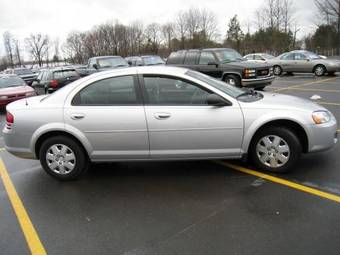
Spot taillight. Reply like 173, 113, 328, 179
6, 111, 14, 124
50, 80, 58, 88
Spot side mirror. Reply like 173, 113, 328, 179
208, 61, 218, 67
207, 94, 231, 107
92, 63, 98, 69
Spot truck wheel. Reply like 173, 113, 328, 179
249, 126, 302, 173
224, 75, 241, 87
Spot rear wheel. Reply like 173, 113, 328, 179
249, 127, 302, 173
273, 65, 282, 76
224, 74, 241, 87
328, 72, 336, 76
39, 136, 89, 181
314, 65, 326, 76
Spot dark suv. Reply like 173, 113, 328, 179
32, 67, 81, 95
166, 48, 275, 89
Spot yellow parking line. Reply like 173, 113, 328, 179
273, 77, 338, 92
0, 148, 6, 152
288, 87, 340, 93
0, 159, 46, 255
318, 102, 340, 106
218, 161, 340, 203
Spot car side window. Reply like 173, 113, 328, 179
255, 55, 264, 60
281, 53, 294, 60
36, 71, 43, 81
72, 75, 139, 106
199, 52, 216, 65
294, 53, 307, 60
184, 51, 199, 65
143, 75, 212, 105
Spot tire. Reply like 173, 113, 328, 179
328, 72, 336, 76
255, 86, 266, 91
249, 127, 302, 173
314, 65, 326, 76
39, 136, 89, 181
287, 72, 294, 76
224, 74, 241, 87
273, 65, 282, 76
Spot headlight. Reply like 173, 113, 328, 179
312, 111, 331, 124
244, 69, 256, 78
0, 95, 8, 100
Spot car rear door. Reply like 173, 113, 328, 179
64, 74, 149, 160
141, 74, 244, 159
280, 53, 295, 72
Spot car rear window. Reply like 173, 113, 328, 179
53, 70, 79, 79
0, 76, 25, 88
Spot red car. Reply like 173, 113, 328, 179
0, 74, 36, 108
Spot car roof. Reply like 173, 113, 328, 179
0, 74, 20, 78
90, 56, 123, 59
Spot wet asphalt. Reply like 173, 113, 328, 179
0, 74, 340, 255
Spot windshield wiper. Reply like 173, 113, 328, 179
236, 89, 259, 99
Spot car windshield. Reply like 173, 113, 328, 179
0, 76, 25, 88
14, 69, 33, 75
214, 49, 245, 63
142, 56, 165, 65
186, 70, 245, 98
98, 57, 129, 68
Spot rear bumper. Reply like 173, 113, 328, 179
242, 75, 275, 87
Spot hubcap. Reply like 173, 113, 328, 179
274, 66, 281, 75
46, 144, 76, 175
227, 78, 236, 86
256, 135, 290, 168
315, 66, 324, 76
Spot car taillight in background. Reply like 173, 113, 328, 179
50, 80, 58, 88
6, 111, 14, 124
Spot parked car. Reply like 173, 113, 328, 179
269, 50, 340, 76
0, 74, 35, 108
3, 67, 337, 181
126, 55, 165, 66
86, 56, 129, 75
32, 67, 81, 95
244, 53, 275, 63
4, 68, 37, 85
166, 48, 275, 89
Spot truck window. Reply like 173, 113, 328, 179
184, 51, 199, 65
199, 52, 216, 65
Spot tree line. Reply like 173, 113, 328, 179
1, 0, 340, 70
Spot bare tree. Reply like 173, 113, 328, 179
185, 8, 201, 46
200, 9, 218, 46
3, 31, 14, 68
25, 33, 49, 67
175, 11, 188, 49
13, 39, 22, 67
162, 22, 175, 52
145, 23, 162, 54
314, 0, 340, 53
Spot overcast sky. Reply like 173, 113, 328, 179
0, 0, 318, 57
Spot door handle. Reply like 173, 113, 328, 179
154, 112, 171, 120
70, 113, 85, 120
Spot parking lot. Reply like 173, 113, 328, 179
0, 74, 340, 255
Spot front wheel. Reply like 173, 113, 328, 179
314, 65, 326, 76
273, 65, 282, 76
39, 136, 89, 181
224, 74, 241, 87
249, 127, 302, 173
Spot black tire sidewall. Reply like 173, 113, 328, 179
249, 127, 302, 173
39, 136, 88, 181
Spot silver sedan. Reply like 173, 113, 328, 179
3, 67, 338, 180
269, 50, 340, 76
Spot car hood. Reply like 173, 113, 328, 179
19, 74, 36, 79
239, 92, 327, 112
221, 61, 272, 69
0, 85, 34, 96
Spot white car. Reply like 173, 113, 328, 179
244, 53, 275, 63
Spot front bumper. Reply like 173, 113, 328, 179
242, 75, 275, 87
307, 118, 338, 153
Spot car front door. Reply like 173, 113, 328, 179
64, 75, 149, 160
294, 53, 314, 72
141, 75, 244, 159
197, 51, 223, 79
280, 53, 295, 72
